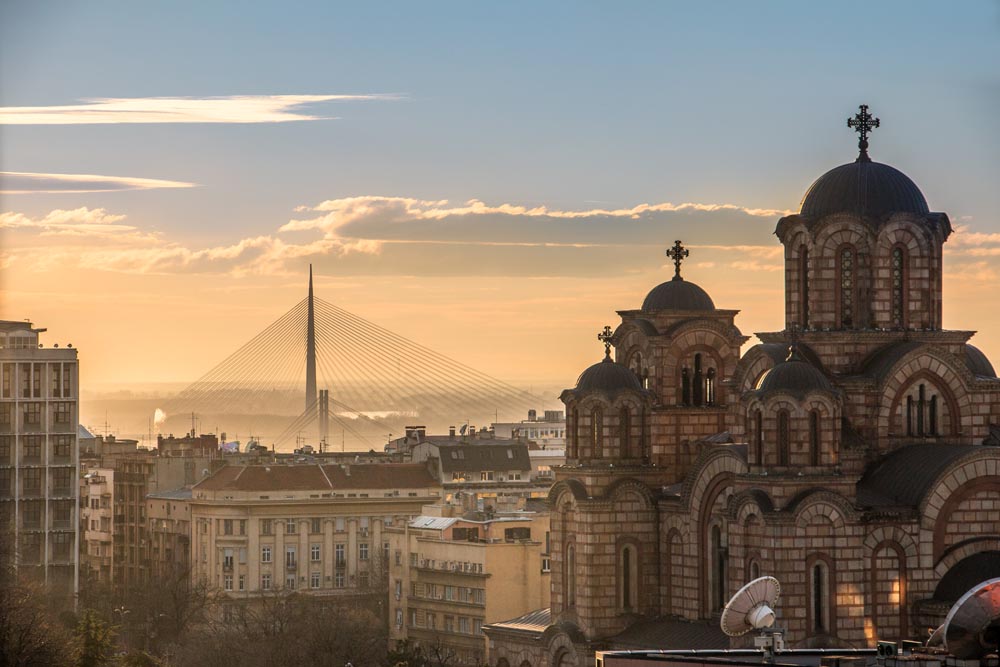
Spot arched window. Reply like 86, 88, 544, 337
748, 559, 761, 581
777, 410, 791, 466
710, 525, 727, 612
628, 351, 642, 376
891, 246, 906, 329
809, 559, 831, 634
567, 408, 577, 458
619, 407, 632, 458
565, 543, 576, 607
838, 246, 856, 328
591, 407, 603, 458
752, 409, 763, 466
681, 367, 691, 406
907, 383, 940, 437
619, 544, 639, 611
799, 245, 810, 328
929, 394, 938, 436
809, 410, 820, 466
705, 368, 716, 406
693, 354, 704, 406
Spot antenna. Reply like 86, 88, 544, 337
720, 576, 783, 659
942, 577, 1000, 659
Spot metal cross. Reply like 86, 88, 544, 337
667, 239, 689, 279
847, 104, 880, 161
597, 325, 614, 357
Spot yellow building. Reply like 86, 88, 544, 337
190, 462, 441, 601
387, 506, 550, 665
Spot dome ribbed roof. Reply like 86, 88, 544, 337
964, 344, 997, 378
800, 160, 929, 219
642, 276, 715, 312
574, 356, 643, 394
756, 347, 834, 396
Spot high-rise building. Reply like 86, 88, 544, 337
0, 320, 79, 598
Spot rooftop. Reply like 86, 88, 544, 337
194, 462, 439, 493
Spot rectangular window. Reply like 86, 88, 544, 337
285, 519, 296, 534
50, 365, 62, 398
261, 573, 271, 590
473, 588, 485, 604
335, 544, 345, 566
261, 546, 272, 563
310, 572, 321, 589
0, 469, 11, 497
62, 366, 72, 397
32, 365, 41, 398
0, 404, 11, 427
22, 468, 41, 495
445, 615, 454, 632
238, 575, 245, 591
359, 572, 369, 588
23, 402, 41, 426
335, 517, 345, 532
335, 572, 345, 588
223, 574, 233, 591
359, 543, 369, 561
239, 548, 247, 564
53, 402, 71, 425
394, 550, 402, 566
396, 609, 403, 628
261, 519, 272, 535
52, 435, 71, 460
239, 520, 246, 536
480, 471, 494, 481
223, 519, 233, 535
459, 617, 470, 634
22, 436, 41, 463
285, 546, 296, 568
395, 580, 402, 599
383, 542, 390, 564
223, 548, 234, 570
310, 544, 321, 562
285, 574, 296, 590
1, 364, 11, 398
473, 618, 482, 635
311, 518, 321, 534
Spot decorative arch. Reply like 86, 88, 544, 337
868, 540, 908, 640
806, 552, 837, 638
791, 491, 853, 530
929, 476, 1000, 562
616, 536, 641, 612
877, 348, 973, 441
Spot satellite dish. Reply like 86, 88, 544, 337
942, 577, 1000, 659
721, 576, 781, 637
927, 624, 945, 647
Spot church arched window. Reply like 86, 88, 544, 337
681, 367, 691, 406
891, 246, 907, 329
777, 410, 791, 465
705, 368, 716, 406
838, 245, 856, 328
619, 407, 632, 458
799, 245, 810, 328
565, 543, 576, 607
710, 525, 727, 612
619, 543, 638, 611
809, 410, 820, 466
628, 350, 642, 376
753, 409, 763, 465
692, 354, 704, 406
907, 383, 939, 437
808, 556, 833, 634
591, 407, 603, 457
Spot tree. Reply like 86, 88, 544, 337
74, 610, 116, 667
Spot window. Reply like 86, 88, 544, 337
891, 246, 906, 329
799, 245, 810, 328
223, 574, 233, 591
238, 575, 245, 591
480, 471, 494, 481
473, 619, 482, 635
261, 546, 272, 563
310, 572, 321, 589
262, 573, 271, 590
459, 617, 470, 634
396, 609, 403, 628
52, 532, 71, 560
383, 542, 390, 564
223, 519, 233, 535
693, 353, 704, 406
907, 383, 939, 437
681, 366, 691, 405
311, 544, 321, 562
620, 407, 632, 458
395, 550, 402, 566
0, 404, 10, 427
239, 520, 246, 536
261, 519, 272, 535
838, 246, 856, 328
753, 410, 763, 466
359, 543, 369, 561
710, 525, 728, 613
335, 544, 345, 566
53, 435, 71, 460
591, 407, 603, 458
23, 436, 41, 462
565, 543, 576, 606
809, 410, 820, 466
285, 574, 296, 590
359, 572, 369, 588
22, 468, 41, 495
335, 572, 345, 588
285, 519, 296, 534
620, 544, 638, 611
395, 580, 403, 599
777, 410, 790, 466
53, 402, 71, 425
504, 527, 531, 541
23, 402, 41, 426
285, 546, 296, 568
335, 517, 345, 532
445, 615, 454, 632
311, 518, 321, 534
53, 468, 72, 494
810, 559, 831, 633
223, 548, 234, 570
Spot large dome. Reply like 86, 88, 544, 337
642, 276, 715, 312
800, 160, 929, 219
574, 356, 643, 394
756, 347, 834, 396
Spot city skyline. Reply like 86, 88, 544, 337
3, 1, 1000, 404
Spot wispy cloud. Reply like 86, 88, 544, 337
0, 94, 396, 125
1, 171, 197, 194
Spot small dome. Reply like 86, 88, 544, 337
800, 160, 929, 220
642, 276, 715, 312
574, 356, 643, 394
756, 347, 834, 396
964, 344, 997, 378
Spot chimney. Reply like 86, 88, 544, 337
449, 426, 456, 439
528, 409, 537, 422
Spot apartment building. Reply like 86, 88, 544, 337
386, 507, 550, 665
189, 462, 441, 601
147, 487, 192, 578
0, 320, 79, 597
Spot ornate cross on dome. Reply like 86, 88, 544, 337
597, 325, 613, 358
848, 104, 880, 162
667, 239, 689, 280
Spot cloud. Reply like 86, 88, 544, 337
1, 171, 197, 194
0, 94, 396, 125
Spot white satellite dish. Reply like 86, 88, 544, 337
942, 577, 1000, 659
926, 623, 945, 647
721, 576, 781, 637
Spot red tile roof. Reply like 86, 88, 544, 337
194, 463, 438, 492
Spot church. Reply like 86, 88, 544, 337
483, 106, 1000, 666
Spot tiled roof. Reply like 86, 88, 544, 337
609, 617, 729, 650
194, 462, 438, 492
435, 443, 531, 473
856, 444, 990, 508
147, 488, 193, 500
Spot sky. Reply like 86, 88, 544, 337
2, 1, 1000, 408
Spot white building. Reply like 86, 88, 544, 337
0, 320, 79, 597
492, 409, 566, 447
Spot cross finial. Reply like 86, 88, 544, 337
667, 239, 689, 280
847, 104, 880, 162
597, 325, 614, 358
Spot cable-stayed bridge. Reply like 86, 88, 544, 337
159, 268, 547, 451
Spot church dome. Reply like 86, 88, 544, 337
799, 160, 929, 220
642, 276, 715, 312
574, 356, 643, 394
964, 344, 997, 378
756, 347, 834, 396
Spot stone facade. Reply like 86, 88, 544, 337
485, 139, 1000, 667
